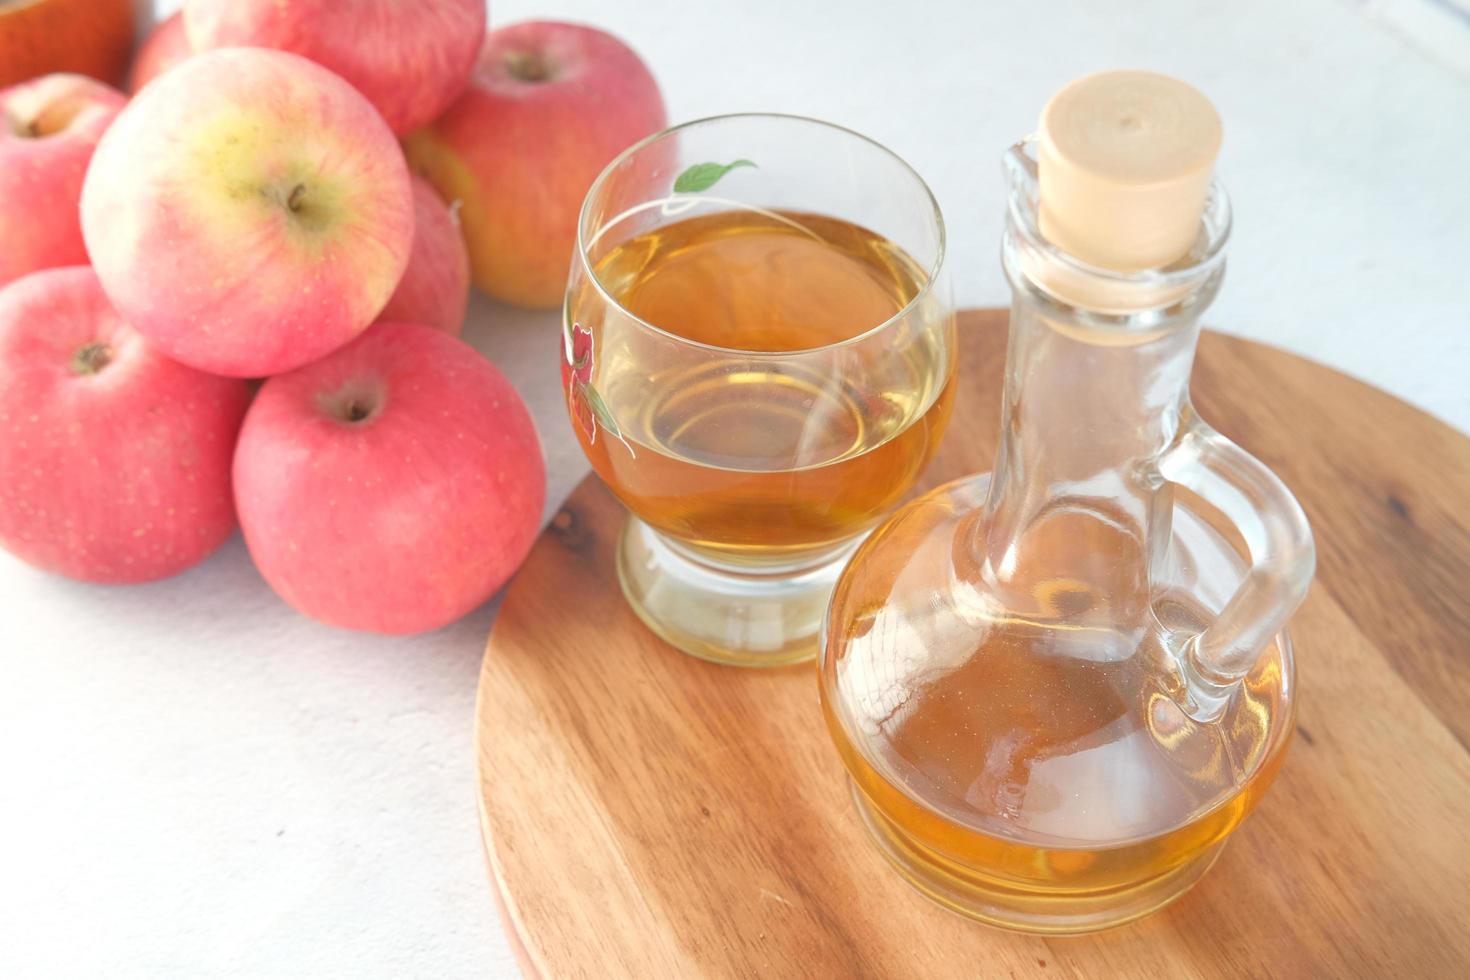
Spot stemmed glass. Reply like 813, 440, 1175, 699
562, 113, 955, 667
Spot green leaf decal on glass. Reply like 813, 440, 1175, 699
673, 159, 756, 194
578, 381, 620, 437
577, 380, 636, 457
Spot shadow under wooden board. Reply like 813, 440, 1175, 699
476, 308, 1470, 979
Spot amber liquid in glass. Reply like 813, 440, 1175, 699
822, 490, 1289, 910
569, 209, 955, 567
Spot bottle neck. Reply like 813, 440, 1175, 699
971, 142, 1228, 637
983, 297, 1200, 539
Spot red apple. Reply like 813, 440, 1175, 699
405, 21, 667, 309
0, 74, 125, 289
377, 175, 471, 336
81, 48, 414, 379
129, 13, 193, 93
183, 0, 485, 135
0, 267, 251, 583
233, 323, 545, 635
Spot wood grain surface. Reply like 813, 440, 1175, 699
476, 309, 1470, 979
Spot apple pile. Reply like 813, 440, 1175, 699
0, 0, 668, 635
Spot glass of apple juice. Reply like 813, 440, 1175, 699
562, 113, 955, 667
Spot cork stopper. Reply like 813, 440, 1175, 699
1038, 71, 1222, 272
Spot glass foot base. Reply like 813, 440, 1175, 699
616, 518, 860, 668
849, 780, 1225, 935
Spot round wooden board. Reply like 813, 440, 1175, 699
477, 309, 1470, 979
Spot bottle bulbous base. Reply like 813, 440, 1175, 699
819, 473, 1295, 932
847, 777, 1227, 934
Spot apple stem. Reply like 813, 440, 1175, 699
72, 343, 113, 375
288, 184, 307, 212
317, 384, 384, 424
504, 50, 552, 83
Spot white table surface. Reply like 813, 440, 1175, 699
3, 1, 1468, 976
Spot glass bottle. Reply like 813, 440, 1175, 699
818, 72, 1315, 933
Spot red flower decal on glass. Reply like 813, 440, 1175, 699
563, 317, 634, 456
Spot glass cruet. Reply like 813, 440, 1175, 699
818, 72, 1316, 934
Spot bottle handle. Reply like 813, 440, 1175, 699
1157, 410, 1315, 720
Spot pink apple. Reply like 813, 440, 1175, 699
183, 0, 484, 136
234, 323, 545, 635
0, 74, 125, 288
81, 48, 414, 379
377, 175, 471, 336
0, 267, 251, 583
405, 21, 667, 309
128, 12, 193, 92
